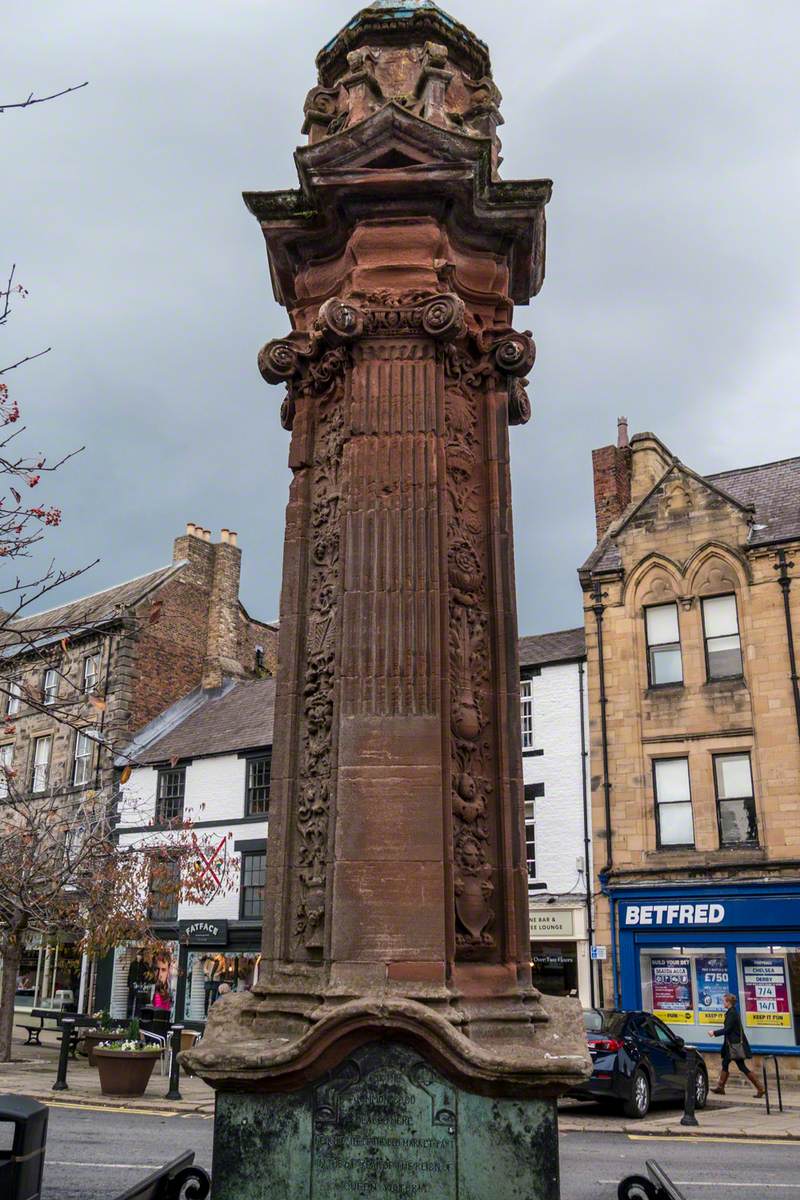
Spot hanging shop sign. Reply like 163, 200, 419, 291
651, 956, 694, 1024
695, 955, 729, 1025
742, 957, 792, 1028
178, 919, 229, 946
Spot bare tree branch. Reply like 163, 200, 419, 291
0, 82, 88, 113
0, 348, 51, 376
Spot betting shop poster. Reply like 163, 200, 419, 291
742, 956, 792, 1027
651, 957, 694, 1024
696, 955, 729, 1025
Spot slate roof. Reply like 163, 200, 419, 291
7, 562, 186, 637
707, 457, 800, 547
126, 676, 276, 766
582, 454, 800, 576
519, 627, 585, 668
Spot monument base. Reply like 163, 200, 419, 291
210, 1041, 559, 1200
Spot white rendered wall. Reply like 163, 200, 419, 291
117, 754, 268, 922
522, 660, 590, 897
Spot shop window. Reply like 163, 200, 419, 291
531, 941, 578, 997
645, 603, 683, 686
31, 735, 52, 794
714, 753, 758, 846
737, 947, 800, 1050
653, 757, 694, 848
639, 948, 728, 1034
147, 853, 180, 922
523, 783, 543, 880
241, 850, 266, 919
155, 766, 185, 823
702, 594, 743, 680
245, 754, 271, 816
520, 676, 535, 751
0, 743, 13, 799
43, 668, 59, 706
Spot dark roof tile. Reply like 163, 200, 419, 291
519, 627, 585, 667
132, 677, 276, 764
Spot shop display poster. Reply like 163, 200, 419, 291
696, 955, 729, 1025
651, 956, 694, 1024
742, 956, 792, 1027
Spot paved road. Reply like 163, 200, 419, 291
39, 1106, 800, 1199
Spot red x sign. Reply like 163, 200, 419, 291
194, 834, 227, 893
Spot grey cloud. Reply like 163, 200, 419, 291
5, 0, 799, 636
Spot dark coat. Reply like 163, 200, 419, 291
712, 1005, 751, 1059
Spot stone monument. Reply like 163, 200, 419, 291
185, 3, 590, 1195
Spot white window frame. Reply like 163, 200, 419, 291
83, 654, 99, 695
43, 668, 59, 706
73, 729, 94, 787
0, 743, 13, 798
645, 602, 683, 687
702, 594, 743, 680
32, 735, 52, 793
653, 757, 695, 848
520, 676, 535, 751
6, 680, 22, 717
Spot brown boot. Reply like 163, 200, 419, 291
745, 1068, 765, 1098
711, 1069, 729, 1095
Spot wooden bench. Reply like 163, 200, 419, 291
15, 1010, 61, 1046
112, 1151, 210, 1200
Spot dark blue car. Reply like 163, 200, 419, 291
568, 1009, 709, 1118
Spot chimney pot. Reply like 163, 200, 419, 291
617, 416, 629, 449
220, 528, 230, 544
229, 531, 238, 547
186, 522, 196, 536
203, 528, 211, 542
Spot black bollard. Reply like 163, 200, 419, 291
165, 1024, 183, 1101
680, 1056, 699, 1127
52, 1017, 75, 1092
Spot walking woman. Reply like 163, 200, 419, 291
708, 992, 764, 1096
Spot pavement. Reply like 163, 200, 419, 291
2, 1036, 799, 1140
0, 1036, 215, 1116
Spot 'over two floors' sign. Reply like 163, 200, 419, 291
179, 919, 228, 945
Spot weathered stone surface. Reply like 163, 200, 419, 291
211, 1042, 559, 1200
184, 0, 590, 1119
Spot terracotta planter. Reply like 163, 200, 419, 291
94, 1047, 159, 1096
82, 1029, 125, 1067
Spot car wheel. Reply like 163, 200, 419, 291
617, 1176, 657, 1200
695, 1065, 709, 1110
624, 1069, 651, 1119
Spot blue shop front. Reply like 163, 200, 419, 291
609, 882, 800, 1056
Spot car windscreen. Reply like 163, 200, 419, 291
583, 1010, 627, 1037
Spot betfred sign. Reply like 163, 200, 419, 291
623, 903, 725, 927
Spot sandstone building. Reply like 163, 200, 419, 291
3, 524, 276, 1005
581, 422, 800, 1062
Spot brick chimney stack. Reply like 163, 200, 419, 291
172, 524, 245, 690
591, 417, 633, 542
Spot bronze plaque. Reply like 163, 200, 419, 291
310, 1043, 457, 1199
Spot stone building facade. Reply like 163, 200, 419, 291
581, 423, 800, 1060
520, 629, 594, 1006
2, 524, 277, 1005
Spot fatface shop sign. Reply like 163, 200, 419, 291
179, 919, 228, 945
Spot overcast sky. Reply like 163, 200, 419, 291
5, 1, 799, 636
